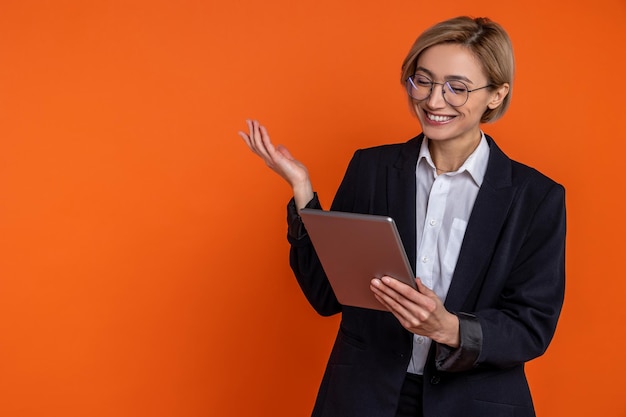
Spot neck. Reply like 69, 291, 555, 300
426, 132, 481, 172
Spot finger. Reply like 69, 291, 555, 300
414, 279, 438, 307
250, 119, 261, 147
259, 125, 281, 160
246, 119, 256, 142
371, 279, 415, 317
238, 130, 252, 147
249, 120, 274, 160
384, 276, 435, 314
415, 278, 430, 294
374, 277, 414, 303
258, 129, 292, 174
415, 279, 436, 300
381, 276, 421, 301
372, 278, 437, 330
239, 119, 260, 152
372, 289, 421, 331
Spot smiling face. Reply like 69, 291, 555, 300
411, 43, 509, 147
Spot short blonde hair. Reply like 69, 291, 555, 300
401, 16, 515, 123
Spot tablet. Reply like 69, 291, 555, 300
299, 208, 416, 311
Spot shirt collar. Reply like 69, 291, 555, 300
417, 132, 490, 186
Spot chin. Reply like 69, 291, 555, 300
420, 123, 455, 141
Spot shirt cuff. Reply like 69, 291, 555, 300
287, 193, 321, 242
435, 312, 482, 372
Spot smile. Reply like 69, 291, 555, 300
426, 111, 455, 123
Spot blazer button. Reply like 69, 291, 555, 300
430, 375, 441, 385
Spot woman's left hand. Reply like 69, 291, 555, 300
370, 276, 460, 348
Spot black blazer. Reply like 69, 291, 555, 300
288, 134, 566, 417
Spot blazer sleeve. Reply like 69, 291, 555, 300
287, 150, 368, 316
439, 180, 566, 372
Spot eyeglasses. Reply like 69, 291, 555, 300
405, 74, 493, 107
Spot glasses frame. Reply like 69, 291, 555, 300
406, 74, 493, 107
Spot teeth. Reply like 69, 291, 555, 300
427, 113, 453, 122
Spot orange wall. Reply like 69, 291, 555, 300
0, 1, 624, 416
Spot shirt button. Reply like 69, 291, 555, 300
429, 219, 437, 226
417, 337, 425, 344
421, 256, 429, 263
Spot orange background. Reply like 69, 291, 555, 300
0, 1, 624, 416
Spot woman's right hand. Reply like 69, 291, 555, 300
238, 119, 314, 209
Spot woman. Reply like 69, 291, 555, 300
239, 16, 565, 417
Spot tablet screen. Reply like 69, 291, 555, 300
299, 209, 416, 311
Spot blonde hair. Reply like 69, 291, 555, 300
401, 16, 515, 123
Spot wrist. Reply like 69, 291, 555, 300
292, 182, 314, 210
435, 314, 460, 348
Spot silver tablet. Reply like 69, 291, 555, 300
299, 208, 416, 311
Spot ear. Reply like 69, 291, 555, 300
487, 83, 510, 109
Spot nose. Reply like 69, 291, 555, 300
426, 83, 447, 108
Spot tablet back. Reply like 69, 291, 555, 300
299, 209, 416, 311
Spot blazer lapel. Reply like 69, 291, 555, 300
388, 136, 422, 275
444, 136, 516, 312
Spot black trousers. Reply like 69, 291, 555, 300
395, 373, 424, 417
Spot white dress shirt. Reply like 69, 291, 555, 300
407, 133, 490, 375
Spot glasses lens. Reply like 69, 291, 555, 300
407, 75, 432, 100
443, 81, 469, 107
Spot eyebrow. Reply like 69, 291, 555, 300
415, 66, 474, 84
